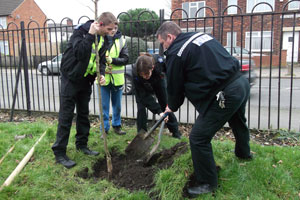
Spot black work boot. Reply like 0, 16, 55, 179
172, 130, 182, 139
55, 155, 76, 169
236, 153, 253, 161
187, 184, 215, 198
77, 147, 99, 156
113, 126, 126, 135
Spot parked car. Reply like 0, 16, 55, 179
225, 46, 257, 87
123, 64, 134, 95
147, 48, 160, 54
225, 46, 251, 58
239, 59, 257, 87
37, 54, 62, 75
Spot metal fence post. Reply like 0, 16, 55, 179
159, 9, 165, 56
21, 21, 31, 116
10, 21, 31, 121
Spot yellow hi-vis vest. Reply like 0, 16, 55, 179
84, 37, 104, 77
104, 37, 126, 86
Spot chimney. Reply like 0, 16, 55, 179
67, 19, 73, 26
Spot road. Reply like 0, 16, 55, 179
0, 69, 300, 131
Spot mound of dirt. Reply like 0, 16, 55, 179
76, 142, 188, 192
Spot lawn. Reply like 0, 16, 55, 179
0, 114, 299, 199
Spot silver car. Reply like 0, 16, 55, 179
124, 64, 133, 95
38, 54, 62, 75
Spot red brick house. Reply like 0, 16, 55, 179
0, 0, 47, 55
171, 0, 300, 65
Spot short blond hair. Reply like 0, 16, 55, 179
98, 12, 118, 26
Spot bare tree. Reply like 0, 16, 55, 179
91, 0, 113, 178
75, 0, 94, 13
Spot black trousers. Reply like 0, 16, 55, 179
137, 79, 179, 134
189, 76, 251, 188
52, 75, 92, 156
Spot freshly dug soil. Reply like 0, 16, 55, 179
76, 142, 188, 192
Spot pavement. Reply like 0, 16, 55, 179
255, 64, 300, 78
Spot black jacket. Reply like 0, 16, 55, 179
60, 20, 109, 83
133, 55, 166, 114
165, 33, 241, 115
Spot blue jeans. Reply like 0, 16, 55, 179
97, 83, 123, 132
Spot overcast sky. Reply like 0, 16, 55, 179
35, 0, 171, 23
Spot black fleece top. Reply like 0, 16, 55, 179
132, 55, 166, 114
165, 32, 241, 115
60, 20, 109, 83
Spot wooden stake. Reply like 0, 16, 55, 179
0, 130, 47, 191
0, 145, 15, 165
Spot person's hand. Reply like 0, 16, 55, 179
159, 112, 164, 118
165, 105, 172, 113
97, 75, 105, 85
89, 22, 100, 35
105, 65, 112, 73
159, 112, 169, 123
106, 56, 112, 64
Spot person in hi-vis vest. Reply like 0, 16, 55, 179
98, 25, 129, 135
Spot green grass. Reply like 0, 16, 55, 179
0, 119, 299, 200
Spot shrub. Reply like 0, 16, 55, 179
126, 37, 146, 64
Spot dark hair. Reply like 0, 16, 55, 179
135, 54, 155, 76
98, 12, 118, 26
156, 21, 181, 40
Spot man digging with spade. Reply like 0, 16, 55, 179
157, 21, 252, 197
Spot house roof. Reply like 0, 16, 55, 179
0, 0, 24, 16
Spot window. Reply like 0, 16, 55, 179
182, 1, 205, 19
247, 0, 274, 13
288, 0, 300, 10
227, 32, 237, 47
0, 17, 7, 28
228, 0, 238, 14
245, 31, 272, 51
0, 41, 9, 55
181, 27, 213, 34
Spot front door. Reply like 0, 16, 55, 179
283, 31, 299, 63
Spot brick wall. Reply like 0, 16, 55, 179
5, 0, 48, 55
171, 0, 300, 64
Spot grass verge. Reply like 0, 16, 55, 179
0, 119, 299, 199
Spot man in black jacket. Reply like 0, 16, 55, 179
51, 12, 118, 169
157, 21, 252, 197
133, 54, 181, 139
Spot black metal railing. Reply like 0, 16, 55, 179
1, 3, 300, 131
